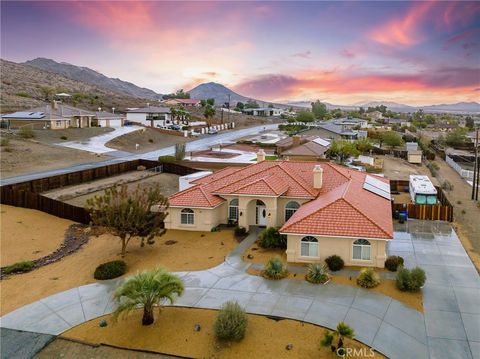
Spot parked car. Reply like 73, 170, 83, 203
168, 124, 181, 131
208, 128, 218, 135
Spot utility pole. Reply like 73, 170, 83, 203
227, 94, 231, 125
473, 128, 479, 200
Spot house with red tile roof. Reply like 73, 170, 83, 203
165, 156, 393, 267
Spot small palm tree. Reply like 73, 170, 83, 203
320, 321, 355, 352
113, 268, 184, 325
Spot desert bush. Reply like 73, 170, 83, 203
214, 301, 248, 341
325, 255, 344, 271
3, 261, 35, 274
158, 155, 176, 163
15, 91, 30, 97
94, 260, 127, 280
257, 227, 286, 249
19, 127, 35, 139
305, 263, 330, 284
396, 266, 426, 292
148, 138, 154, 143
320, 322, 355, 353
60, 135, 68, 140
356, 268, 380, 288
385, 255, 404, 272
262, 257, 288, 280
234, 226, 247, 238
442, 180, 454, 191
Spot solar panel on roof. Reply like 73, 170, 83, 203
363, 175, 391, 200
312, 138, 330, 146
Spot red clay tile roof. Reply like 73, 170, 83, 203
168, 160, 393, 239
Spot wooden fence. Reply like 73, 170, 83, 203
0, 160, 199, 224
390, 180, 454, 222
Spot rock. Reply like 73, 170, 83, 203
194, 324, 201, 332
247, 254, 254, 259
286, 344, 293, 350
99, 320, 107, 327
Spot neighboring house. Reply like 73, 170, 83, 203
280, 138, 331, 161
427, 123, 456, 131
384, 118, 410, 128
367, 111, 383, 121
126, 106, 172, 127
1, 102, 96, 129
162, 98, 201, 107
406, 143, 422, 164
242, 107, 284, 117
93, 110, 125, 127
276, 135, 317, 152
303, 119, 359, 140
165, 158, 393, 268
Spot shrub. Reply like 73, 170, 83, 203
262, 257, 288, 280
234, 226, 247, 238
15, 91, 30, 97
442, 180, 454, 191
94, 260, 127, 280
158, 155, 176, 163
3, 261, 35, 274
19, 127, 35, 139
396, 266, 426, 292
60, 135, 68, 140
257, 227, 286, 249
214, 301, 248, 341
148, 138, 154, 143
385, 255, 404, 272
306, 263, 330, 284
325, 255, 344, 271
320, 330, 334, 347
356, 268, 380, 288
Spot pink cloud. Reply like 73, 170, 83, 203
291, 51, 312, 59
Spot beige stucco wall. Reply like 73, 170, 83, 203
285, 234, 387, 268
165, 203, 227, 232
408, 153, 422, 164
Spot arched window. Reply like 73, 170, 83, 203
181, 208, 195, 225
229, 199, 239, 222
301, 236, 318, 257
352, 239, 371, 260
285, 201, 300, 222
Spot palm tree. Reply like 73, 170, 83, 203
113, 268, 184, 325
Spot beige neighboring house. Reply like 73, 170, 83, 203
162, 98, 201, 107
166, 156, 393, 268
406, 142, 422, 164
280, 137, 330, 161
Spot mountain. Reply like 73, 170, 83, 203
188, 82, 252, 105
421, 102, 480, 113
24, 58, 161, 100
0, 59, 154, 113
355, 101, 417, 112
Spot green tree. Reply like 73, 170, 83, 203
85, 184, 169, 257
311, 100, 328, 120
39, 85, 54, 101
446, 128, 469, 147
381, 131, 403, 149
245, 99, 259, 109
235, 102, 244, 110
296, 110, 315, 123
465, 116, 474, 130
206, 98, 215, 106
162, 89, 190, 99
329, 140, 360, 162
203, 104, 216, 122
113, 268, 184, 325
355, 138, 373, 153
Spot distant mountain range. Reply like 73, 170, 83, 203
24, 58, 161, 100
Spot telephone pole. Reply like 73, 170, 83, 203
472, 128, 479, 200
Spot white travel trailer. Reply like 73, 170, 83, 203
409, 175, 437, 204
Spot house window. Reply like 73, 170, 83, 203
229, 199, 239, 222
55, 120, 62, 126
301, 236, 318, 257
180, 208, 194, 225
352, 239, 371, 260
285, 201, 300, 222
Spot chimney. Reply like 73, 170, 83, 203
52, 100, 58, 110
292, 135, 301, 147
313, 165, 323, 189
257, 149, 266, 162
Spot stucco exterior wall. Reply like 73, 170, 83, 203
285, 234, 387, 268
165, 203, 227, 232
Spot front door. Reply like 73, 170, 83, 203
256, 205, 267, 226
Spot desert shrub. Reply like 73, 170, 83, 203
431, 162, 440, 170
257, 227, 286, 249
60, 135, 68, 140
442, 180, 454, 191
263, 257, 288, 280
356, 268, 380, 288
320, 330, 334, 347
1, 138, 10, 147
19, 127, 35, 139
94, 260, 127, 280
214, 301, 248, 341
306, 263, 330, 284
234, 226, 247, 238
158, 155, 176, 163
325, 255, 344, 271
15, 91, 30, 97
385, 255, 404, 272
3, 261, 35, 274
396, 266, 426, 292
148, 138, 154, 143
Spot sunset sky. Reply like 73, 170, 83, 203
1, 1, 479, 105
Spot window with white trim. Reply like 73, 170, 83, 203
180, 208, 194, 225
285, 201, 300, 222
352, 239, 371, 260
301, 236, 318, 257
229, 199, 239, 222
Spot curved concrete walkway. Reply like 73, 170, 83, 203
1, 221, 477, 359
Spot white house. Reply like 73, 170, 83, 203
126, 106, 172, 127
242, 107, 284, 117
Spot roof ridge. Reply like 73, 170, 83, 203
212, 162, 276, 192
199, 186, 217, 207
277, 162, 317, 197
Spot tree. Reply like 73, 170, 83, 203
355, 138, 373, 153
321, 322, 355, 353
85, 184, 169, 257
296, 110, 315, 123
245, 99, 259, 109
39, 85, 54, 101
113, 268, 184, 325
311, 100, 328, 120
235, 102, 245, 110
329, 140, 360, 162
204, 104, 215, 122
446, 128, 469, 147
465, 116, 474, 130
206, 98, 215, 106
162, 89, 190, 99
381, 131, 403, 149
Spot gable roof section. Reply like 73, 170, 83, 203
226, 175, 289, 196
281, 141, 329, 157
169, 185, 225, 208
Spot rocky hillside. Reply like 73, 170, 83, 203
188, 82, 254, 105
0, 59, 153, 113
24, 58, 160, 100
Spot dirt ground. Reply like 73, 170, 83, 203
0, 208, 238, 315
61, 307, 385, 359
0, 205, 74, 267
43, 172, 179, 207
105, 128, 190, 153
381, 156, 434, 182
31, 127, 114, 145
0, 135, 110, 178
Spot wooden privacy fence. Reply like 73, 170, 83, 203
0, 160, 200, 224
390, 180, 454, 222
